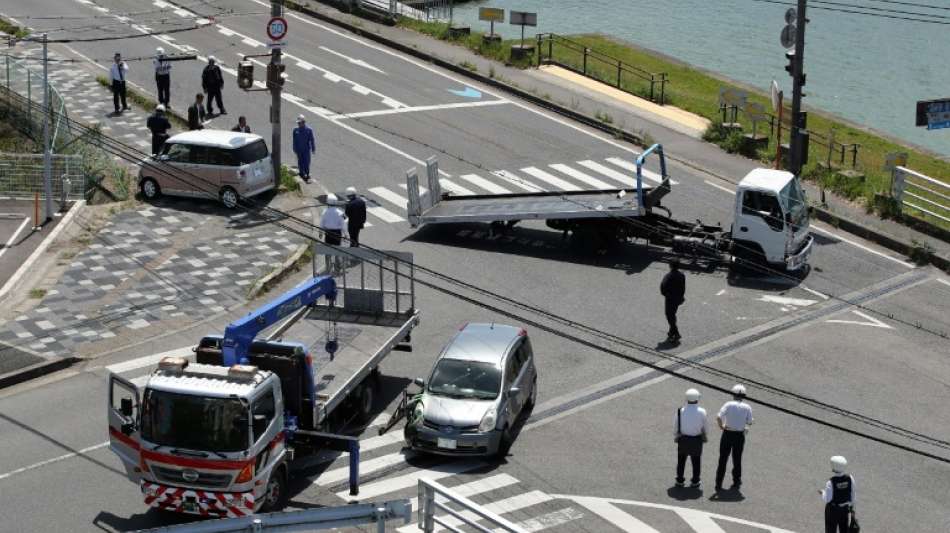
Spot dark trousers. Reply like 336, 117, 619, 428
665, 299, 681, 339
824, 504, 850, 533
675, 435, 703, 484
347, 223, 362, 247
324, 228, 342, 246
715, 430, 745, 488
155, 74, 170, 106
112, 80, 127, 112
206, 88, 224, 114
151, 133, 168, 156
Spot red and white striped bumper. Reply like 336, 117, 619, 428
141, 481, 256, 518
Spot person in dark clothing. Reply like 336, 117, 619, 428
109, 53, 129, 113
660, 259, 686, 343
146, 104, 172, 156
231, 116, 250, 133
820, 456, 856, 533
202, 56, 226, 116
344, 186, 367, 247
187, 93, 206, 131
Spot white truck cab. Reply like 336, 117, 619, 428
732, 168, 813, 271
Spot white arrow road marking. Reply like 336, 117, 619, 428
674, 508, 728, 533
826, 310, 893, 329
319, 46, 385, 74
566, 496, 660, 532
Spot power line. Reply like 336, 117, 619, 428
813, 0, 950, 19
865, 0, 950, 11
748, 0, 950, 24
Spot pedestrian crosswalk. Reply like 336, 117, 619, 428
361, 156, 678, 225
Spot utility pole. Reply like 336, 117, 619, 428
41, 33, 53, 222
788, 0, 808, 176
270, 0, 283, 180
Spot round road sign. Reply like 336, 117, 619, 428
780, 24, 796, 49
784, 7, 797, 24
267, 16, 288, 41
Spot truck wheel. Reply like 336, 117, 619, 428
357, 378, 377, 424
260, 466, 287, 512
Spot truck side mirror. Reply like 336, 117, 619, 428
413, 377, 425, 388
120, 397, 134, 418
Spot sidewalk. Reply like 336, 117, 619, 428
289, 1, 949, 268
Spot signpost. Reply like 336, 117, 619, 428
916, 99, 950, 130
771, 80, 784, 169
509, 11, 537, 61
479, 7, 504, 40
267, 16, 288, 48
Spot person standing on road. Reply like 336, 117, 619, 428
146, 104, 171, 156
674, 388, 707, 488
660, 259, 686, 344
154, 47, 172, 107
715, 384, 754, 492
202, 56, 226, 116
344, 186, 366, 247
109, 52, 129, 114
321, 193, 345, 246
187, 93, 206, 130
820, 456, 856, 533
292, 115, 316, 182
231, 116, 250, 133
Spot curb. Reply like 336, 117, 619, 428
0, 356, 79, 390
247, 243, 310, 301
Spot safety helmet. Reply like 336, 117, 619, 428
296, 114, 305, 122
156, 47, 165, 55
155, 104, 166, 112
685, 388, 700, 403
831, 455, 847, 473
207, 55, 216, 63
731, 384, 747, 397
345, 186, 357, 196
326, 193, 338, 205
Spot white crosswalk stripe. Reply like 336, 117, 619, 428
425, 490, 554, 533
605, 157, 677, 185
549, 163, 614, 189
460, 174, 511, 194
314, 449, 409, 486
395, 474, 522, 533
367, 206, 405, 223
338, 459, 484, 501
368, 186, 407, 208
440, 178, 476, 196
521, 167, 582, 191
492, 170, 546, 192
577, 160, 638, 187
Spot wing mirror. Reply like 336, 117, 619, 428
120, 397, 134, 418
413, 377, 425, 388
508, 386, 521, 397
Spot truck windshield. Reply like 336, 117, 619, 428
141, 390, 249, 452
780, 179, 808, 229
428, 359, 501, 400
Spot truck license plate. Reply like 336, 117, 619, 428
437, 438, 457, 449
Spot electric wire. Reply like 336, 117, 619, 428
748, 0, 950, 24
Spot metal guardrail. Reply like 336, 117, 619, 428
536, 33, 668, 105
0, 152, 83, 204
892, 165, 950, 224
418, 478, 528, 533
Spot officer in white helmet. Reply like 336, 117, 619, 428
153, 47, 171, 107
673, 388, 708, 488
715, 384, 754, 492
320, 193, 345, 246
343, 186, 366, 247
820, 455, 856, 533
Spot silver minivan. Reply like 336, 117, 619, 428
139, 130, 275, 209
405, 323, 538, 457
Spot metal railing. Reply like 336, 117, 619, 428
537, 33, 668, 105
0, 152, 83, 204
892, 165, 950, 225
418, 478, 528, 533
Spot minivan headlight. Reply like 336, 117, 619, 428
413, 401, 425, 424
478, 408, 497, 433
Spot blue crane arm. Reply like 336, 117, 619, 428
636, 143, 667, 211
222, 276, 337, 366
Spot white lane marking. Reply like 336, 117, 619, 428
337, 459, 483, 501
152, 0, 171, 7
800, 286, 830, 300
758, 295, 818, 307
366, 412, 391, 428
367, 206, 405, 223
429, 491, 554, 533
811, 224, 915, 269
241, 36, 264, 47
334, 100, 509, 120
826, 310, 893, 329
566, 496, 660, 532
283, 52, 406, 108
716, 289, 726, 296
577, 160, 637, 187
440, 179, 475, 196
0, 442, 109, 481
104, 346, 193, 374
0, 218, 31, 261
460, 174, 511, 194
315, 450, 408, 486
173, 8, 189, 17
396, 474, 521, 533
351, 84, 372, 95
675, 508, 728, 533
521, 167, 582, 191
937, 278, 950, 288
492, 170, 546, 192
318, 45, 385, 73
606, 157, 675, 185
704, 180, 736, 195
549, 164, 613, 189
520, 507, 585, 532
368, 187, 408, 209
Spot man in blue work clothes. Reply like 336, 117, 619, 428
292, 115, 316, 183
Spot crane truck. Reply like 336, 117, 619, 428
407, 144, 813, 271
107, 248, 419, 518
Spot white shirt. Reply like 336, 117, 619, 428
154, 56, 171, 75
320, 206, 345, 230
718, 400, 753, 431
821, 475, 856, 505
674, 404, 707, 437
109, 62, 128, 83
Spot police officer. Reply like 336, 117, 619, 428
109, 52, 129, 113
344, 186, 366, 247
153, 47, 172, 107
819, 456, 855, 533
202, 56, 226, 116
715, 384, 754, 492
674, 388, 707, 488
321, 193, 345, 246
146, 104, 171, 156
187, 93, 206, 131
660, 259, 686, 344
231, 116, 251, 133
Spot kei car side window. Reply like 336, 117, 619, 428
164, 143, 190, 162
207, 147, 238, 166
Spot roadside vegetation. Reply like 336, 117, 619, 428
0, 17, 30, 39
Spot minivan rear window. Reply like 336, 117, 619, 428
236, 140, 269, 165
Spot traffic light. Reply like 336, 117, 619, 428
237, 61, 253, 90
276, 63, 286, 87
266, 63, 287, 88
784, 49, 795, 76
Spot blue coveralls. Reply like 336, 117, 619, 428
292, 124, 316, 179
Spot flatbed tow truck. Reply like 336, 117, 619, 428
407, 144, 813, 271
107, 249, 418, 518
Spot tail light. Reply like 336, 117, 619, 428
235, 462, 254, 483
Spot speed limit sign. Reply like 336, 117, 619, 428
267, 16, 288, 41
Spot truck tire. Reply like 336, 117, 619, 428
260, 465, 287, 512
356, 372, 379, 424
731, 240, 767, 275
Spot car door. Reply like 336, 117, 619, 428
183, 145, 223, 199
505, 344, 527, 419
734, 189, 786, 263
107, 374, 142, 483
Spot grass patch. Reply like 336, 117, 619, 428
279, 164, 301, 194
28, 288, 46, 299
0, 16, 30, 39
396, 18, 535, 68
95, 76, 188, 129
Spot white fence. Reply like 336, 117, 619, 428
892, 166, 950, 225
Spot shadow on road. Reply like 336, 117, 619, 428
0, 412, 125, 478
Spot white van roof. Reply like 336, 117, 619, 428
166, 130, 263, 149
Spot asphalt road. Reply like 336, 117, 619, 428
0, 1, 948, 532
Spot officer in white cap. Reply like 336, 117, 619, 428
715, 384, 754, 492
153, 47, 172, 107
674, 388, 708, 488
320, 193, 345, 246
820, 456, 856, 533
146, 104, 171, 156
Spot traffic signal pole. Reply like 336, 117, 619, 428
788, 0, 807, 176
270, 0, 283, 180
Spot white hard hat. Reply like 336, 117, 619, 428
830, 456, 847, 473
208, 55, 216, 63
155, 104, 166, 112
326, 193, 338, 204
156, 47, 165, 54
685, 388, 700, 403
296, 114, 305, 122
731, 384, 747, 397
345, 186, 357, 196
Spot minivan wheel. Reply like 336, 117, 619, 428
496, 425, 513, 458
141, 178, 160, 200
220, 187, 239, 209
260, 466, 287, 512
526, 378, 538, 409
